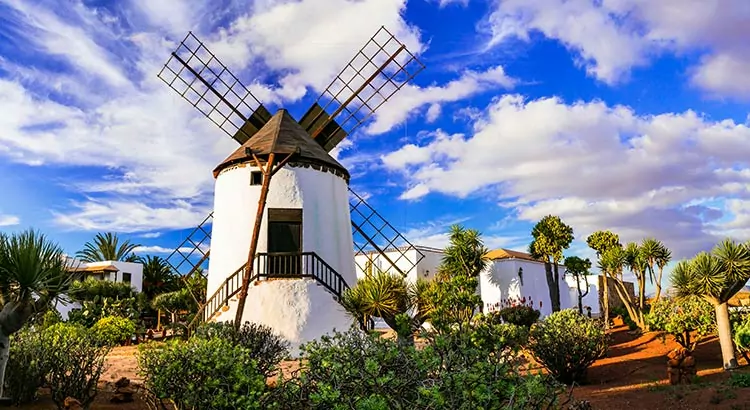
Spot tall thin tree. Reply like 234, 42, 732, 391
586, 230, 621, 329
564, 256, 592, 314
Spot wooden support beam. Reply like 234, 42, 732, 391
233, 150, 297, 327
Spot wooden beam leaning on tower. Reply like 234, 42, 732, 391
234, 148, 298, 328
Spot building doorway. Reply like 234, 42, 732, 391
267, 208, 302, 275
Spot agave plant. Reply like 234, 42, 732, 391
341, 270, 431, 346
0, 229, 73, 398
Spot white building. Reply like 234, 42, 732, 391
205, 109, 355, 354
479, 249, 599, 318
354, 245, 444, 283
58, 258, 144, 319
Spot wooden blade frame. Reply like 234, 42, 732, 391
349, 188, 425, 279
300, 26, 426, 152
157, 31, 272, 144
165, 211, 213, 278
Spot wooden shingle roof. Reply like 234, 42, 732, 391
213, 109, 350, 179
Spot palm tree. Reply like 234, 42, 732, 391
0, 230, 72, 398
75, 232, 140, 262
139, 255, 178, 299
341, 270, 431, 346
672, 239, 750, 370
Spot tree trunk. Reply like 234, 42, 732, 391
715, 302, 739, 370
545, 262, 561, 312
602, 274, 610, 330
0, 331, 8, 398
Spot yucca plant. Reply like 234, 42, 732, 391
0, 229, 73, 399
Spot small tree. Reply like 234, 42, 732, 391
671, 239, 750, 370
564, 256, 592, 314
586, 230, 622, 329
646, 295, 715, 352
426, 225, 489, 333
0, 230, 72, 399
529, 216, 574, 312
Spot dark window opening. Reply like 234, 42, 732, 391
122, 272, 132, 284
250, 171, 262, 185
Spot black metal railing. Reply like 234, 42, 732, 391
189, 251, 361, 332
256, 252, 349, 300
187, 264, 245, 331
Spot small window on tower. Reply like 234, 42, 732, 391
250, 171, 262, 185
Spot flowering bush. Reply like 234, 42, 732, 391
498, 305, 541, 328
646, 295, 715, 351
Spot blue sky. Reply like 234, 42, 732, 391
1, 0, 750, 281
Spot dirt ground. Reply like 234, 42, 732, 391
18, 325, 750, 409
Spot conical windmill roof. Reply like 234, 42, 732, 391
213, 109, 350, 180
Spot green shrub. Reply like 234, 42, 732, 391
728, 371, 750, 388
194, 321, 289, 377
91, 316, 136, 346
138, 337, 266, 409
68, 296, 141, 327
734, 319, 750, 352
646, 295, 715, 350
528, 309, 608, 384
41, 323, 110, 409
6, 329, 47, 406
498, 305, 541, 328
70, 277, 135, 301
266, 327, 563, 410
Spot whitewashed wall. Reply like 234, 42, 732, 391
207, 163, 354, 353
354, 246, 443, 284
479, 259, 598, 317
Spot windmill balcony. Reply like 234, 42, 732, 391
255, 252, 348, 299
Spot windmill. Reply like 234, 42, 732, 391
158, 27, 426, 349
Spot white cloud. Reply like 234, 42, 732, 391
0, 214, 20, 227
138, 232, 162, 239
433, 0, 470, 7
134, 245, 194, 254
382, 94, 750, 258
402, 218, 524, 250
1, 0, 130, 87
367, 65, 517, 134
53, 199, 211, 233
483, 0, 750, 96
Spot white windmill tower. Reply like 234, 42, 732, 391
157, 28, 426, 352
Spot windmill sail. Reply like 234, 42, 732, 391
299, 26, 425, 152
165, 212, 213, 278
349, 189, 424, 278
157, 32, 272, 144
